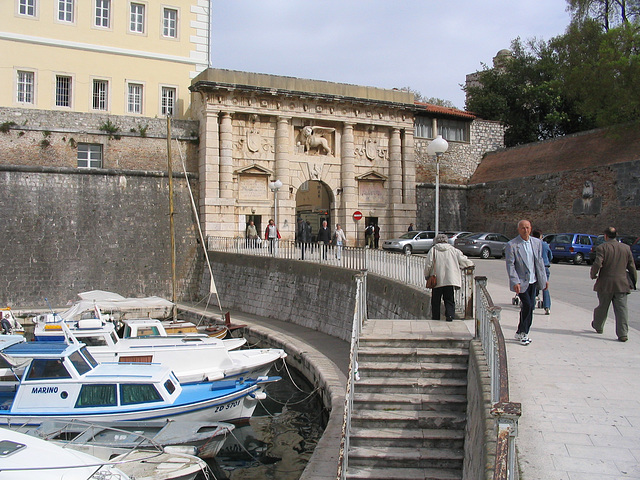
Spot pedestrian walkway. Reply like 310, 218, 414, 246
481, 278, 640, 480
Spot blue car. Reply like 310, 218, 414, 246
549, 233, 597, 265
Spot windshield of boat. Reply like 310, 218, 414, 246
69, 350, 92, 375
80, 347, 99, 368
26, 359, 71, 380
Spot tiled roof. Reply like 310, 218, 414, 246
414, 102, 476, 120
469, 126, 640, 184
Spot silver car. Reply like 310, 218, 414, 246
454, 232, 510, 259
382, 231, 436, 254
444, 231, 472, 245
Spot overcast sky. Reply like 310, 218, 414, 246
210, 0, 572, 110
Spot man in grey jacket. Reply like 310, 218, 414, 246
590, 227, 637, 342
505, 219, 548, 345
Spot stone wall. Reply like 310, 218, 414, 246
416, 183, 469, 232
0, 166, 202, 307
415, 119, 504, 185
466, 160, 640, 235
203, 253, 432, 342
0, 107, 199, 172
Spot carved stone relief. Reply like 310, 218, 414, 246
572, 180, 602, 215
296, 126, 336, 156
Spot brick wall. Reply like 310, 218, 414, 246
0, 166, 202, 307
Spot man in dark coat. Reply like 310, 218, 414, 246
317, 220, 331, 260
590, 227, 637, 342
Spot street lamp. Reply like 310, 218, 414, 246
269, 178, 283, 235
426, 134, 448, 236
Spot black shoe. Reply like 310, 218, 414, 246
591, 321, 603, 334
619, 336, 628, 342
446, 317, 453, 322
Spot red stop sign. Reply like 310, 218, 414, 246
353, 211, 363, 221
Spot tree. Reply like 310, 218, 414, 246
465, 38, 591, 146
567, 0, 640, 30
399, 87, 457, 109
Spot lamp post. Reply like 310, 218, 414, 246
269, 179, 283, 254
426, 135, 448, 236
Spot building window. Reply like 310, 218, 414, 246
55, 75, 72, 107
128, 83, 143, 114
130, 3, 145, 33
95, 0, 110, 27
414, 117, 433, 139
161, 87, 176, 116
163, 8, 177, 38
92, 79, 108, 111
58, 0, 73, 22
17, 71, 34, 104
438, 119, 469, 143
77, 143, 103, 168
19, 0, 36, 16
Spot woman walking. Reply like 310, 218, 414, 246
424, 233, 474, 321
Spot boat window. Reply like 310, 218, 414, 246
75, 384, 117, 407
123, 325, 132, 338
0, 355, 13, 369
111, 332, 119, 344
164, 379, 176, 394
26, 359, 72, 380
120, 384, 162, 405
76, 335, 107, 347
69, 351, 92, 375
0, 440, 26, 457
136, 326, 161, 337
80, 347, 99, 368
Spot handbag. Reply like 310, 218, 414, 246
426, 251, 437, 289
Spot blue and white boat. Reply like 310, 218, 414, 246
0, 339, 278, 426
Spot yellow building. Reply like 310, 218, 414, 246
0, 0, 210, 119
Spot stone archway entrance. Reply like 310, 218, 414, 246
295, 180, 332, 242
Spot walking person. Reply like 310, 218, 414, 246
246, 220, 259, 248
264, 219, 280, 255
334, 224, 347, 260
505, 219, 548, 345
374, 224, 380, 249
424, 233, 474, 321
408, 223, 414, 232
590, 226, 637, 342
317, 220, 331, 260
365, 223, 374, 248
532, 230, 552, 314
296, 217, 310, 260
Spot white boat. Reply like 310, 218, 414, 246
0, 426, 131, 479
111, 449, 208, 480
0, 339, 279, 426
24, 418, 234, 459
33, 315, 285, 384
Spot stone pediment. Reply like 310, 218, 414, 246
356, 170, 387, 182
234, 164, 273, 176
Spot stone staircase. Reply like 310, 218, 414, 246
345, 327, 470, 480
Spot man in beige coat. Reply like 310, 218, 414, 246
590, 227, 637, 342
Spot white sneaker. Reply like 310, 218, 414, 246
514, 332, 523, 341
520, 335, 532, 346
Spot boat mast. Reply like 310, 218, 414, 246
167, 116, 177, 321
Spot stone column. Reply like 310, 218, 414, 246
199, 104, 220, 238
389, 128, 402, 205
219, 112, 233, 199
341, 122, 356, 239
275, 116, 291, 235
402, 128, 416, 206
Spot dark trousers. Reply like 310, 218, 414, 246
517, 284, 537, 334
431, 285, 455, 320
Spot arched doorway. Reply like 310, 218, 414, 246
295, 180, 332, 242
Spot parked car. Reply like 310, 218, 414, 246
382, 230, 436, 254
444, 231, 472, 245
454, 232, 510, 259
588, 234, 639, 265
632, 238, 640, 269
549, 233, 597, 265
542, 233, 557, 243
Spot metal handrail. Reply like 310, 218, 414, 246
474, 276, 521, 480
207, 237, 474, 319
337, 270, 367, 480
